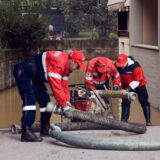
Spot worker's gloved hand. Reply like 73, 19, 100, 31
125, 86, 132, 92
112, 85, 120, 91
67, 101, 72, 107
63, 105, 72, 112
63, 105, 75, 118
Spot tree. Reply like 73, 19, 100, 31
0, 0, 48, 50
47, 0, 117, 37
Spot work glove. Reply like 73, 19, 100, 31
125, 86, 132, 92
67, 101, 72, 107
63, 105, 76, 118
63, 105, 72, 112
112, 85, 120, 91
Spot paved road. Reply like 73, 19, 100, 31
0, 126, 160, 160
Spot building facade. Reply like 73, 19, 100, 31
108, 0, 160, 111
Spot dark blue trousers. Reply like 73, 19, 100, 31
13, 58, 51, 126
121, 85, 150, 123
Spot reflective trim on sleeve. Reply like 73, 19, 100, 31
93, 81, 105, 84
40, 107, 47, 112
86, 77, 93, 81
114, 72, 119, 78
62, 76, 69, 81
129, 81, 140, 89
42, 52, 48, 80
85, 77, 93, 80
23, 105, 36, 111
48, 72, 62, 80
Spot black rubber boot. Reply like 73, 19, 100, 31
21, 126, 43, 142
142, 105, 152, 126
40, 112, 51, 137
121, 107, 130, 122
40, 121, 50, 137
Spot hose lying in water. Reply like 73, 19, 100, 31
11, 122, 117, 134
49, 124, 160, 151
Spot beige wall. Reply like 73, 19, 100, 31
130, 0, 160, 110
119, 37, 130, 55
129, 0, 160, 117
130, 0, 143, 44
142, 0, 158, 45
130, 47, 160, 110
40, 40, 119, 61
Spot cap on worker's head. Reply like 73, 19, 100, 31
97, 57, 108, 73
70, 50, 86, 71
116, 54, 128, 67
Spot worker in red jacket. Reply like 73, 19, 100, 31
116, 54, 152, 126
84, 57, 120, 112
85, 57, 121, 90
13, 50, 86, 142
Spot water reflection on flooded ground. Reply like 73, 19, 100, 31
0, 87, 22, 129
0, 87, 68, 129
129, 100, 160, 125
0, 86, 160, 129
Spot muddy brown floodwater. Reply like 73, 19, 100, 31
0, 86, 160, 129
0, 87, 69, 129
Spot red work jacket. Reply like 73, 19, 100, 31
42, 51, 70, 107
85, 57, 120, 90
117, 56, 147, 90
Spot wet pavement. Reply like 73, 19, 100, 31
1, 126, 160, 160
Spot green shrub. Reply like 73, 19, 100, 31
0, 1, 48, 51
109, 33, 118, 40
4, 21, 47, 51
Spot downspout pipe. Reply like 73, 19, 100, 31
49, 124, 160, 151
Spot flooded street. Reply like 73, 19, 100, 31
0, 87, 68, 129
0, 86, 160, 129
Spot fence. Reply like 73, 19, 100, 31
47, 14, 117, 40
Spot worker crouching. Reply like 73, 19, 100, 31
13, 50, 86, 142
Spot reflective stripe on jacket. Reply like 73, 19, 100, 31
85, 57, 121, 90
42, 51, 70, 107
117, 56, 147, 90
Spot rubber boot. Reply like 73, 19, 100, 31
121, 107, 130, 122
21, 126, 43, 142
40, 112, 51, 137
40, 121, 50, 137
142, 105, 152, 126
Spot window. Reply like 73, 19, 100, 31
118, 10, 129, 37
